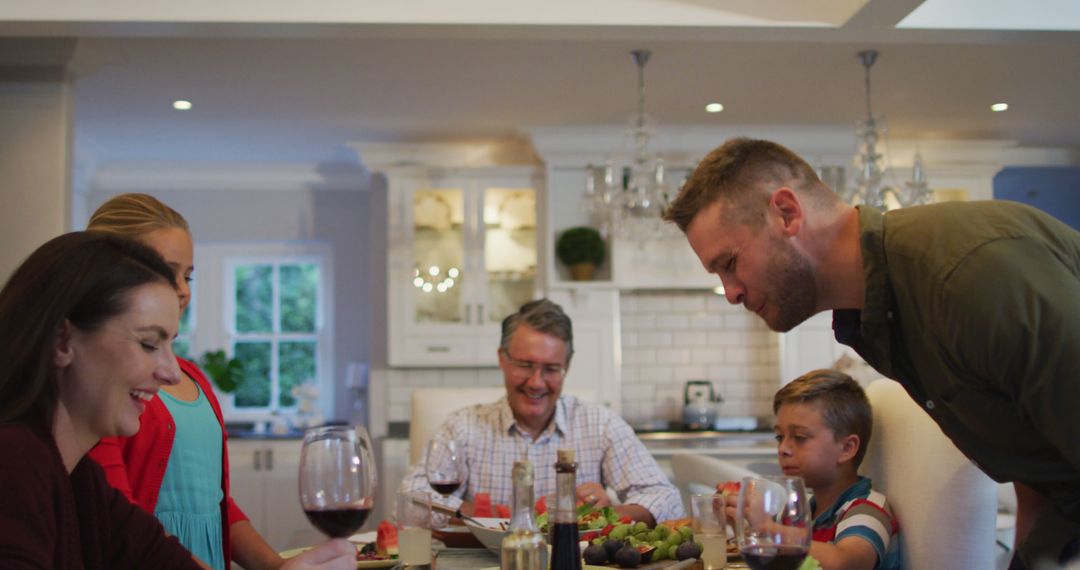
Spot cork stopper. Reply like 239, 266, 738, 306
557, 448, 575, 464
512, 460, 533, 484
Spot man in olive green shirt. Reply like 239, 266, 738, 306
663, 137, 1080, 568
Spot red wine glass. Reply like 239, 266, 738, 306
735, 475, 812, 570
299, 425, 377, 538
425, 439, 466, 497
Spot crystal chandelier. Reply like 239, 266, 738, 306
583, 49, 672, 241
837, 50, 932, 210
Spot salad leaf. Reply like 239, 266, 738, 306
536, 503, 620, 533
798, 555, 822, 570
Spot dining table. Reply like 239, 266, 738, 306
283, 528, 751, 569
433, 547, 750, 569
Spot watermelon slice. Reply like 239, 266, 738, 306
717, 480, 741, 498
376, 520, 398, 558
474, 492, 493, 517
534, 495, 547, 516
495, 504, 511, 518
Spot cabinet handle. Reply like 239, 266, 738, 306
465, 303, 472, 325
266, 448, 274, 471
254, 449, 262, 471
426, 345, 450, 353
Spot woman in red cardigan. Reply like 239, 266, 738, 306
0, 231, 354, 570
86, 194, 281, 570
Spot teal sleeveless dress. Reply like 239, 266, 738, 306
155, 385, 226, 570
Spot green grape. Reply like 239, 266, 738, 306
668, 544, 680, 560
666, 533, 683, 547
678, 526, 694, 540
655, 524, 672, 539
633, 522, 648, 533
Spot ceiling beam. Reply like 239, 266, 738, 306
842, 0, 927, 29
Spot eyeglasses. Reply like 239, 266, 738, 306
501, 349, 567, 381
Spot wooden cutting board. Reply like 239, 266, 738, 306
635, 560, 703, 570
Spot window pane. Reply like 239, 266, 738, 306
278, 341, 316, 408
280, 264, 318, 333
236, 265, 273, 333
233, 341, 271, 408
173, 339, 191, 360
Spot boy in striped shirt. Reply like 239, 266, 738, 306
773, 369, 902, 570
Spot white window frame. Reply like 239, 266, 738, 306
192, 241, 334, 423
174, 285, 197, 360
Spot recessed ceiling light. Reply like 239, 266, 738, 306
991, 102, 1009, 112
173, 100, 192, 111
705, 102, 724, 113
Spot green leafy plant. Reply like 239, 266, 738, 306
555, 226, 607, 267
198, 349, 243, 393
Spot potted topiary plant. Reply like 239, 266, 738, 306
556, 226, 607, 281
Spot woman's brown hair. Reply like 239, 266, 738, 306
0, 232, 175, 431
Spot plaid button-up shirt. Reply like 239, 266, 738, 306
400, 395, 684, 522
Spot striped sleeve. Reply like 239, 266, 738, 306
834, 494, 897, 562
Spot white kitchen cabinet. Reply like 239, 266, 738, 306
385, 166, 541, 367
227, 439, 309, 553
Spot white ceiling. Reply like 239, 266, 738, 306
3, 0, 1080, 168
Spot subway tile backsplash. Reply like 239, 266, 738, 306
619, 290, 779, 424
373, 290, 779, 426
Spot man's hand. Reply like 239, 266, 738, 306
576, 482, 610, 508
1014, 482, 1051, 549
280, 539, 356, 570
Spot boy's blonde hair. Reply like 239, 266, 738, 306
774, 369, 873, 468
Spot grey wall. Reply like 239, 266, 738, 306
0, 67, 71, 282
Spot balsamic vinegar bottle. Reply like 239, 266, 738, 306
500, 460, 547, 570
549, 448, 582, 570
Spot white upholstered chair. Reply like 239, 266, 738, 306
408, 387, 596, 466
860, 378, 998, 570
670, 453, 758, 513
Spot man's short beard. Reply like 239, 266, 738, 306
764, 235, 818, 333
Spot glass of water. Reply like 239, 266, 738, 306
691, 493, 728, 570
397, 490, 433, 568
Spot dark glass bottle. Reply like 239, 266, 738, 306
549, 448, 582, 570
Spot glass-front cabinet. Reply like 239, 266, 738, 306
388, 166, 540, 366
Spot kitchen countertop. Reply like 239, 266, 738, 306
636, 430, 776, 455
225, 422, 305, 439
227, 429, 305, 440
382, 421, 774, 454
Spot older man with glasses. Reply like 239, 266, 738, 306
398, 299, 683, 526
